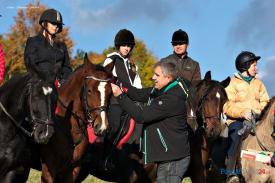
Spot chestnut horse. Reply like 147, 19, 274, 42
74, 71, 230, 183
39, 54, 113, 183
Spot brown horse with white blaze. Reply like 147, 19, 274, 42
73, 71, 230, 183
39, 54, 113, 183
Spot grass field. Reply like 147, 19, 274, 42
26, 169, 113, 183
27, 169, 192, 183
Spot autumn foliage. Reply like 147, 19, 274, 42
0, 2, 157, 87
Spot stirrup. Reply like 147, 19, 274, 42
226, 175, 240, 183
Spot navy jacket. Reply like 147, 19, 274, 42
117, 81, 190, 163
24, 33, 72, 82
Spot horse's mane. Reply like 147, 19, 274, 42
73, 63, 106, 73
0, 73, 29, 96
260, 96, 275, 121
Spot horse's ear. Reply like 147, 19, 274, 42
192, 80, 201, 87
83, 53, 96, 68
204, 71, 211, 81
84, 53, 89, 65
220, 76, 231, 88
104, 61, 115, 75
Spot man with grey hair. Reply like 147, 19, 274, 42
111, 59, 190, 183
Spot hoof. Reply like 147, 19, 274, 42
226, 175, 240, 183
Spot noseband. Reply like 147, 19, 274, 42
82, 75, 110, 127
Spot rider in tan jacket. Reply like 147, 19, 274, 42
223, 51, 269, 183
223, 73, 269, 125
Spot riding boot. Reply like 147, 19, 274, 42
225, 156, 240, 183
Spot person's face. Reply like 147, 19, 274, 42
247, 61, 257, 77
173, 43, 188, 55
152, 66, 172, 90
119, 45, 132, 57
46, 22, 59, 35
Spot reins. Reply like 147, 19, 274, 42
197, 83, 224, 128
0, 82, 55, 137
0, 101, 33, 137
250, 112, 273, 152
56, 74, 111, 148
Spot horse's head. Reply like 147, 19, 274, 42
195, 71, 230, 138
26, 78, 58, 144
80, 54, 112, 136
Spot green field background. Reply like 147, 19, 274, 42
27, 169, 192, 183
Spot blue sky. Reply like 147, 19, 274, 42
1, 0, 274, 96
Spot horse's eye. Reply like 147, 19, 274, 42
87, 89, 92, 94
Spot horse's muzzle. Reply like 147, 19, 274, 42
33, 123, 55, 144
93, 122, 107, 137
207, 127, 222, 139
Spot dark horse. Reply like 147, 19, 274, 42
188, 71, 230, 183
38, 54, 113, 183
0, 74, 57, 183
74, 71, 230, 183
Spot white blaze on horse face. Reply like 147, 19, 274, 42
98, 82, 107, 131
216, 91, 220, 99
190, 109, 194, 117
42, 86, 53, 95
216, 91, 221, 121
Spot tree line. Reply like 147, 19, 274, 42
0, 2, 157, 87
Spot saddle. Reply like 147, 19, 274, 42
94, 114, 142, 171
111, 113, 142, 149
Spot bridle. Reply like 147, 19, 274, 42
81, 75, 111, 128
0, 82, 55, 137
197, 83, 225, 128
56, 74, 111, 148
28, 83, 55, 126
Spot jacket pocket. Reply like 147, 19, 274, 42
184, 66, 192, 71
157, 128, 168, 152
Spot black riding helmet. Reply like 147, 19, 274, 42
114, 29, 135, 48
171, 29, 189, 45
39, 9, 64, 33
235, 51, 261, 72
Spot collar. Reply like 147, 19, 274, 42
173, 52, 188, 59
107, 51, 129, 62
163, 79, 179, 93
235, 72, 254, 84
147, 80, 178, 106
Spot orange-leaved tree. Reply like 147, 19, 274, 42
1, 2, 73, 80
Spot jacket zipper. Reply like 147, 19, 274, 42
157, 128, 168, 152
143, 129, 147, 164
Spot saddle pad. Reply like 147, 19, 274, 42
87, 125, 97, 144
116, 118, 135, 149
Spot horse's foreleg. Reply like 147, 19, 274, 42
190, 132, 209, 183
3, 166, 30, 183
41, 163, 54, 183
72, 166, 81, 182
